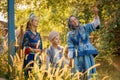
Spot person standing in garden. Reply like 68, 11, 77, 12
45, 31, 69, 73
22, 13, 42, 77
67, 7, 100, 79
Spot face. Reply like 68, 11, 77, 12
31, 17, 38, 28
52, 35, 60, 46
69, 16, 79, 27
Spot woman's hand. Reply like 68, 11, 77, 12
35, 49, 42, 53
30, 48, 42, 54
93, 7, 99, 16
93, 7, 99, 19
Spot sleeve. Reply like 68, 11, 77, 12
92, 17, 100, 28
22, 32, 30, 54
85, 17, 100, 35
39, 34, 42, 50
45, 49, 50, 70
67, 32, 75, 59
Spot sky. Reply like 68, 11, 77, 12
0, 4, 26, 22
0, 12, 7, 22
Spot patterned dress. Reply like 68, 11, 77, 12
67, 23, 100, 79
22, 30, 42, 75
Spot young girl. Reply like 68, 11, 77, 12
46, 31, 69, 71
67, 7, 100, 79
22, 13, 42, 76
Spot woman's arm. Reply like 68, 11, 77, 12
84, 7, 100, 35
31, 34, 42, 54
92, 7, 100, 28
22, 32, 31, 54
67, 32, 75, 59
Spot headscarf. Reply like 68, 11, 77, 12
29, 13, 36, 21
49, 30, 59, 41
26, 13, 36, 31
68, 15, 81, 30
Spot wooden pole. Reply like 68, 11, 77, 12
8, 0, 15, 78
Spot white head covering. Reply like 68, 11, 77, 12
49, 30, 59, 41
29, 13, 36, 20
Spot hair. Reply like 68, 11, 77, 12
26, 13, 37, 31
68, 15, 80, 30
26, 21, 30, 31
25, 19, 35, 31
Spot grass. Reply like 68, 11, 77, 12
0, 48, 120, 80
96, 56, 120, 80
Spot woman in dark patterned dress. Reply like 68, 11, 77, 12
22, 13, 42, 77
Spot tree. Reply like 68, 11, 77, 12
0, 0, 120, 56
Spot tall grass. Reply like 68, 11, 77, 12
1, 48, 103, 80
0, 38, 112, 80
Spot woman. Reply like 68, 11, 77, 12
22, 13, 42, 77
67, 7, 100, 79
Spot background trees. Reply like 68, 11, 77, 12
0, 0, 120, 61
0, 0, 120, 79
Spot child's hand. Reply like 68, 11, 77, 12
30, 48, 42, 54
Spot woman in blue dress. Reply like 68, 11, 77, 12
22, 13, 42, 77
67, 7, 100, 79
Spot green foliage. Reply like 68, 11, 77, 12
94, 1, 120, 59
0, 0, 120, 59
0, 53, 8, 77
0, 1, 120, 79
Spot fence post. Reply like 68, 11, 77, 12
8, 0, 15, 78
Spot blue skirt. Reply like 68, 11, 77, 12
23, 53, 41, 77
72, 55, 97, 79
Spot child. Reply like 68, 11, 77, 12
46, 31, 69, 71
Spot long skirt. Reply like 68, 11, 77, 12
23, 53, 41, 78
72, 54, 97, 80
